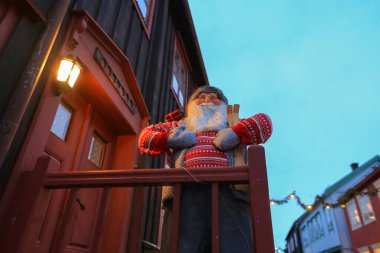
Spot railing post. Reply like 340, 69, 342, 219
0, 155, 57, 253
126, 186, 146, 253
211, 182, 220, 253
91, 187, 111, 253
247, 145, 275, 253
169, 183, 181, 253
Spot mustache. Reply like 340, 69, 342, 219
199, 102, 217, 107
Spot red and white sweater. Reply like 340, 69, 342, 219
183, 132, 229, 168
138, 113, 272, 159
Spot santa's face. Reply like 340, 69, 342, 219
185, 92, 228, 132
194, 92, 222, 106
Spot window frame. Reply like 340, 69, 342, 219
347, 198, 363, 231
307, 220, 315, 241
301, 225, 309, 246
316, 213, 324, 237
87, 131, 107, 168
371, 242, 380, 253
358, 246, 370, 253
373, 178, 380, 200
170, 33, 191, 112
132, 0, 156, 38
324, 208, 334, 232
293, 233, 298, 248
289, 236, 294, 252
50, 102, 73, 141
356, 190, 376, 225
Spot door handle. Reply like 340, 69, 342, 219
76, 197, 86, 211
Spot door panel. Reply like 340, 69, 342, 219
41, 90, 117, 253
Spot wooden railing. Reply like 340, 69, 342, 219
1, 145, 275, 253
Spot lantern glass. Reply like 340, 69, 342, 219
68, 65, 80, 87
57, 59, 74, 82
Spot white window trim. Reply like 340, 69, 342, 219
356, 189, 376, 225
325, 208, 334, 231
293, 233, 298, 248
373, 178, 380, 200
358, 245, 370, 253
316, 213, 324, 237
170, 34, 190, 111
347, 199, 362, 231
371, 242, 380, 252
301, 225, 309, 246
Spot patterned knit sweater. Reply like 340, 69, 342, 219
184, 132, 228, 169
138, 113, 272, 157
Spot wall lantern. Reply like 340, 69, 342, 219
55, 55, 81, 95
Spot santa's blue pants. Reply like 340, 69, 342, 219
167, 185, 253, 253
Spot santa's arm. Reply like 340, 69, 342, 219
231, 113, 273, 145
138, 121, 177, 156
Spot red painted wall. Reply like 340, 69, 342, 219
344, 179, 380, 252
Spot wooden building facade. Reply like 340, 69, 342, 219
339, 166, 380, 253
0, 0, 209, 252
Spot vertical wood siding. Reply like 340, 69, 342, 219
73, 0, 182, 125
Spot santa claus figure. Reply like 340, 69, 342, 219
138, 86, 272, 253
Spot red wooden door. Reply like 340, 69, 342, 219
48, 91, 116, 253
19, 84, 120, 253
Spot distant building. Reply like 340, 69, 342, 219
288, 156, 380, 253
339, 165, 380, 253
286, 213, 307, 253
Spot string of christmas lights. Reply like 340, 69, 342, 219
269, 188, 380, 211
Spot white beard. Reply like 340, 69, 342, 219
185, 101, 229, 132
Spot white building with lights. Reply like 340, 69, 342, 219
287, 156, 380, 253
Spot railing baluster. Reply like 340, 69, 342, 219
91, 187, 111, 253
211, 182, 220, 253
50, 187, 79, 253
169, 183, 181, 253
126, 186, 145, 253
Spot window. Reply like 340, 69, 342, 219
358, 246, 370, 253
357, 190, 376, 225
293, 233, 298, 248
133, 0, 156, 35
307, 220, 315, 241
373, 178, 380, 200
301, 225, 309, 246
316, 213, 324, 237
312, 218, 318, 239
51, 102, 72, 141
171, 34, 189, 111
371, 242, 380, 253
325, 208, 334, 231
347, 199, 362, 230
289, 236, 294, 252
88, 132, 106, 168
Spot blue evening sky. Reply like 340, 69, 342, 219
189, 0, 380, 248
